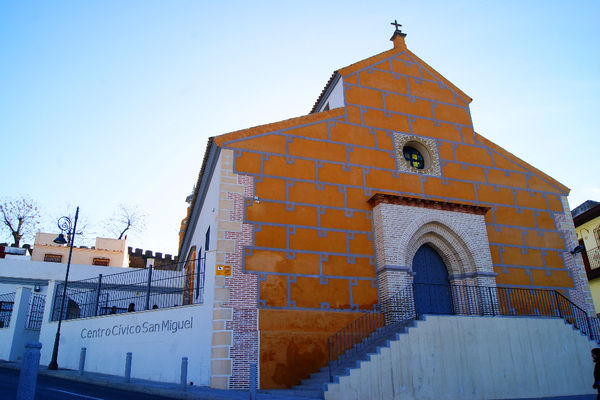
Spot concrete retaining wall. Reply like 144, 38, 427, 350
325, 315, 598, 400
38, 277, 216, 387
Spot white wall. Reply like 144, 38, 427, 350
0, 287, 41, 361
0, 326, 14, 360
36, 245, 219, 386
182, 152, 223, 261
316, 77, 345, 112
325, 315, 598, 400
38, 292, 215, 385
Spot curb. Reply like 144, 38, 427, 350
0, 362, 239, 400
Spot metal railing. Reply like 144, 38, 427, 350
0, 292, 15, 328
327, 283, 599, 382
51, 258, 205, 321
26, 293, 46, 330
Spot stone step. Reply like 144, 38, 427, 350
300, 376, 328, 386
311, 317, 420, 384
259, 388, 324, 399
308, 370, 329, 381
293, 381, 328, 391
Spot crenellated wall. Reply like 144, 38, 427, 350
127, 247, 178, 270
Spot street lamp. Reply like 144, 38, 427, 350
48, 206, 79, 370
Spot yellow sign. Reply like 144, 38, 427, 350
216, 264, 231, 276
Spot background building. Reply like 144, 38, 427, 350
573, 200, 600, 315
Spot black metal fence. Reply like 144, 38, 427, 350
328, 283, 599, 382
26, 294, 46, 330
51, 258, 205, 322
0, 292, 15, 328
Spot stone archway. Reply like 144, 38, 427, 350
368, 194, 497, 303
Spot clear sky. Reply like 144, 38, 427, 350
1, 1, 598, 256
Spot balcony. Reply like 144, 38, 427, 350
584, 246, 600, 280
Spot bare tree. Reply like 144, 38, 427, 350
0, 196, 42, 246
51, 204, 93, 246
103, 204, 147, 240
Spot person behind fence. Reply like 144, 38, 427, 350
109, 305, 117, 315
592, 348, 600, 399
128, 303, 135, 312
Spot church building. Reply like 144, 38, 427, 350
178, 24, 593, 391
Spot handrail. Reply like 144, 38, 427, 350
327, 285, 415, 381
327, 283, 598, 383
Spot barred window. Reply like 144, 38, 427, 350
44, 254, 62, 263
92, 258, 110, 266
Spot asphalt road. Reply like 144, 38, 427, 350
0, 367, 172, 400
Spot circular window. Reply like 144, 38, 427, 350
403, 146, 424, 169
402, 141, 431, 171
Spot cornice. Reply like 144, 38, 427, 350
368, 193, 491, 216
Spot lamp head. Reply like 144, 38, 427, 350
53, 233, 68, 245
571, 245, 585, 255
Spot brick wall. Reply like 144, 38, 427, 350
553, 195, 595, 315
370, 195, 495, 301
210, 150, 258, 389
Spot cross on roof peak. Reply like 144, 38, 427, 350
390, 20, 407, 44
391, 20, 402, 31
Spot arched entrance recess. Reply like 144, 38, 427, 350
412, 244, 453, 314
368, 194, 497, 305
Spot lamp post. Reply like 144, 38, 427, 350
48, 206, 79, 370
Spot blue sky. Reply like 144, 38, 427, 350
1, 1, 598, 256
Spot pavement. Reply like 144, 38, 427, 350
0, 360, 597, 400
0, 360, 320, 400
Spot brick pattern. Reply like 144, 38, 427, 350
371, 199, 495, 302
211, 150, 258, 389
553, 195, 595, 316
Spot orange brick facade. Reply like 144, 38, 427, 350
180, 33, 592, 390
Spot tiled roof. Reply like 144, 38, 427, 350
309, 71, 338, 114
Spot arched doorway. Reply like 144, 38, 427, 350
412, 244, 453, 315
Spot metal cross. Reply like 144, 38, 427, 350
391, 20, 402, 31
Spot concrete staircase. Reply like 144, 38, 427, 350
259, 316, 422, 399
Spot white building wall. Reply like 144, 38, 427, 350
186, 152, 223, 260
316, 77, 345, 112
38, 276, 217, 386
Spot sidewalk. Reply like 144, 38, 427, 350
0, 360, 321, 400
1, 360, 597, 400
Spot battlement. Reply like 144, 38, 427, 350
128, 247, 176, 261
127, 247, 179, 270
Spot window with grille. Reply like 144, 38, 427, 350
92, 258, 110, 266
44, 254, 62, 263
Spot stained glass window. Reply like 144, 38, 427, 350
403, 146, 424, 169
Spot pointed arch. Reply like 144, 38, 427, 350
369, 194, 497, 302
399, 214, 482, 279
